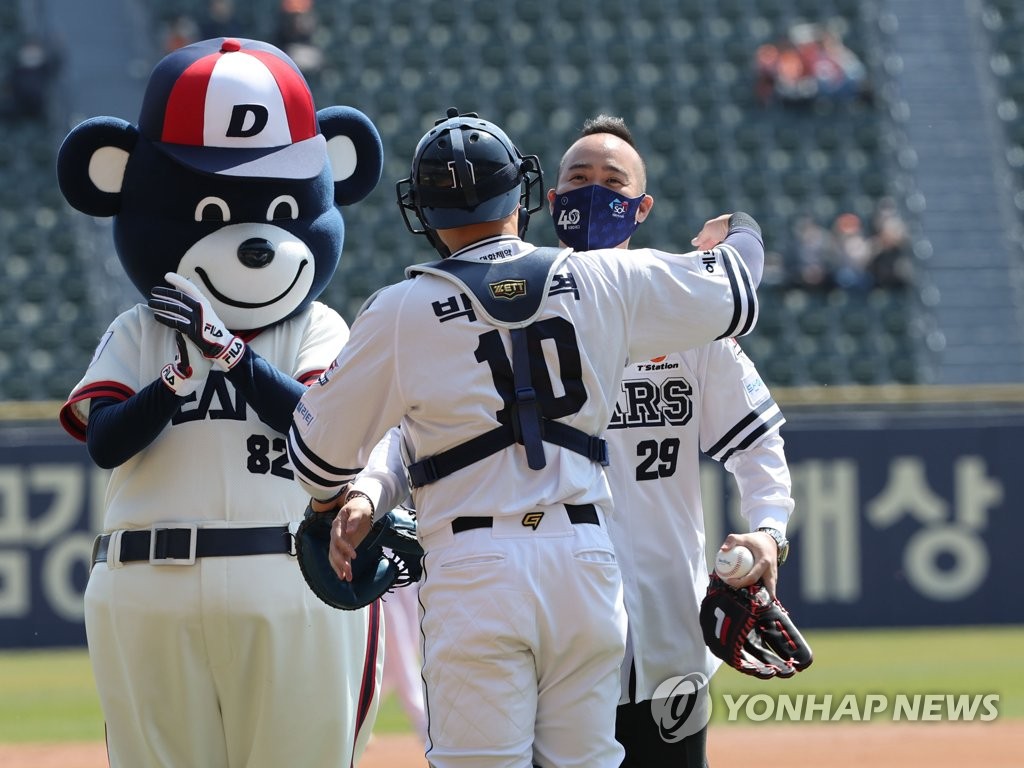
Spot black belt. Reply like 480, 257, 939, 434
451, 503, 599, 534
92, 525, 294, 565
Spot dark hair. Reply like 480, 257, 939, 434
567, 114, 646, 191
579, 114, 637, 148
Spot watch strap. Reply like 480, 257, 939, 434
757, 526, 789, 565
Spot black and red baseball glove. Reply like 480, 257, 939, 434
699, 572, 813, 679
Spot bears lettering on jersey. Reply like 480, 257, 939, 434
607, 376, 694, 429
171, 372, 245, 423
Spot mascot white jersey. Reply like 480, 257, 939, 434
57, 37, 385, 768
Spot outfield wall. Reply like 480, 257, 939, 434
1, 388, 1022, 649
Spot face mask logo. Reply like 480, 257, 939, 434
551, 184, 645, 251
557, 207, 581, 228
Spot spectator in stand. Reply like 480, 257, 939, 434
792, 215, 836, 290
199, 0, 238, 40
273, 0, 322, 73
790, 206, 912, 292
815, 26, 870, 102
832, 212, 874, 291
0, 35, 62, 121
755, 40, 817, 106
755, 20, 870, 107
869, 197, 913, 288
753, 43, 778, 106
161, 13, 199, 53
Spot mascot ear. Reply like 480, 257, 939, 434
318, 106, 383, 207
56, 117, 138, 218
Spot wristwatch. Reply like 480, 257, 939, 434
757, 527, 790, 565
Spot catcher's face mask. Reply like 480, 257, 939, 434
550, 184, 645, 250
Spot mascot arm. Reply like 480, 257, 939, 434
86, 383, 181, 468
224, 348, 305, 434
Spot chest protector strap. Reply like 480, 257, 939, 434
405, 247, 609, 488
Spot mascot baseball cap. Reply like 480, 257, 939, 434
137, 37, 326, 179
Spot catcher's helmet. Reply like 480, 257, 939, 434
397, 108, 543, 237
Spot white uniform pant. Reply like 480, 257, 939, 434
85, 545, 383, 768
418, 507, 627, 768
381, 580, 428, 743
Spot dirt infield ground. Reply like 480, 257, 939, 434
1, 721, 1021, 768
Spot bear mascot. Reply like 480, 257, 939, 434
56, 38, 384, 768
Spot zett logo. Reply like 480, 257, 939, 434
489, 279, 527, 300
522, 511, 545, 530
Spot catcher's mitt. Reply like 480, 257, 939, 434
294, 503, 424, 611
699, 572, 813, 679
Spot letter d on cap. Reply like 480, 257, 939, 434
227, 104, 269, 138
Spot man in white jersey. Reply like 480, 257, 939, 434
549, 115, 794, 767
287, 108, 763, 768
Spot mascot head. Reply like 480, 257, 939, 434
57, 37, 382, 331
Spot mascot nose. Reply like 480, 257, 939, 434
238, 238, 275, 268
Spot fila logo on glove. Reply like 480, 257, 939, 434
221, 339, 245, 367
161, 366, 180, 388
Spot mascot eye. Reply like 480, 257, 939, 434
195, 196, 231, 222
267, 195, 299, 221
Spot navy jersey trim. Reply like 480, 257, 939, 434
59, 381, 135, 442
286, 427, 361, 491
297, 368, 325, 386
714, 243, 757, 340
718, 250, 744, 339
718, 410, 786, 463
351, 599, 382, 767
705, 399, 782, 462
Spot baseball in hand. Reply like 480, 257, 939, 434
715, 545, 755, 580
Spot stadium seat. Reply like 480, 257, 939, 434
0, 0, 934, 399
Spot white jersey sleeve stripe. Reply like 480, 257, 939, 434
287, 427, 361, 492
705, 399, 785, 463
715, 243, 758, 339
288, 426, 364, 477
719, 409, 786, 463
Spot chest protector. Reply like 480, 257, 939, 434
404, 247, 609, 488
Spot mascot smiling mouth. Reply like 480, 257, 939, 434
196, 261, 309, 308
